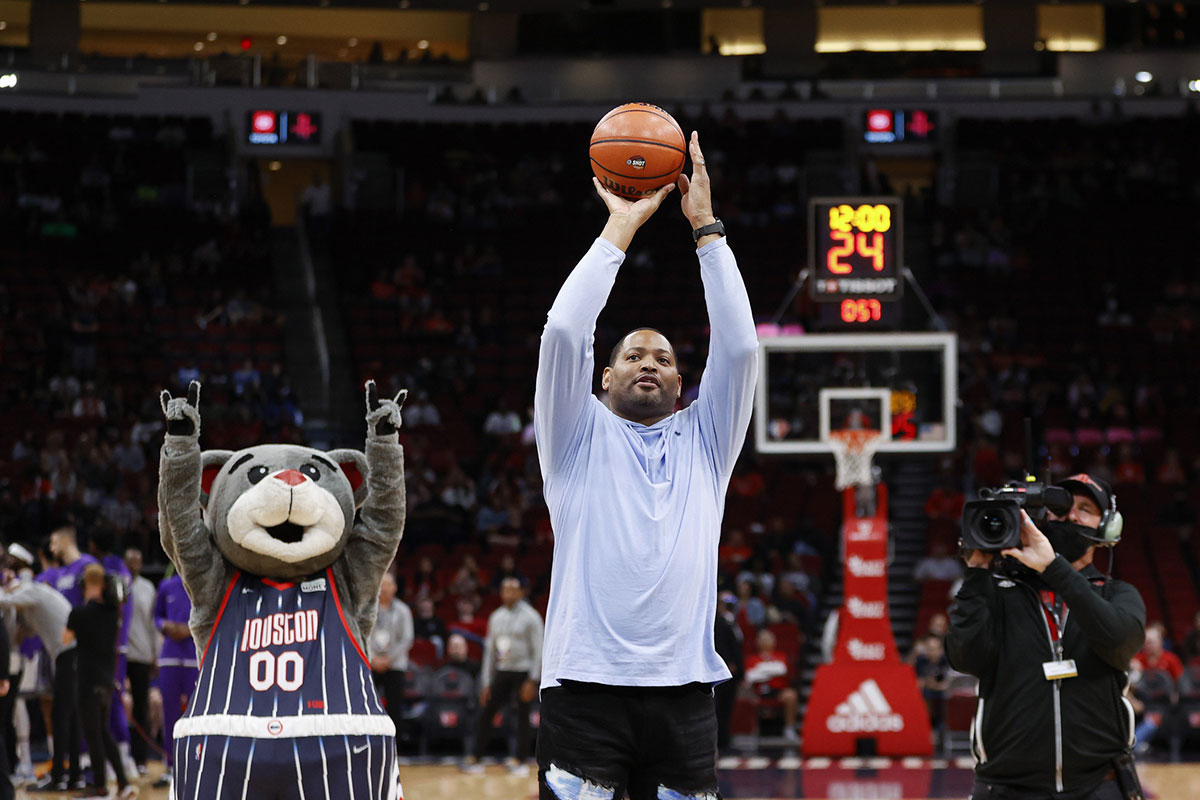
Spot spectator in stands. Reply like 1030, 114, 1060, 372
444, 632, 479, 679
773, 576, 813, 631
462, 577, 543, 774
489, 554, 522, 591
1183, 610, 1200, 664
410, 556, 442, 602
719, 529, 752, 571
713, 592, 743, 753
123, 548, 157, 775
914, 542, 965, 583
65, 563, 134, 800
484, 400, 522, 437
447, 554, 485, 598
1130, 625, 1181, 757
413, 596, 448, 655
110, 431, 145, 476
735, 579, 767, 629
1133, 624, 1183, 682
915, 633, 952, 737
369, 573, 414, 734
449, 595, 487, 645
744, 629, 799, 742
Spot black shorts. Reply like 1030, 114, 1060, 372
536, 680, 719, 800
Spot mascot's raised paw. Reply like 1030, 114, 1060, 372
365, 379, 407, 438
160, 380, 202, 437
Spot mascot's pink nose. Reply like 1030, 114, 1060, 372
274, 469, 307, 487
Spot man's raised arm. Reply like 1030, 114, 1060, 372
681, 133, 759, 474
534, 181, 675, 478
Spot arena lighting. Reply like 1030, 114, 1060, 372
1135, 70, 1153, 83
276, 35, 287, 45
193, 42, 204, 51
207, 32, 217, 42
1188, 79, 1200, 93
348, 37, 358, 47
0, 21, 6, 30
0, 73, 17, 89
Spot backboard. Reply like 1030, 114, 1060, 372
754, 332, 957, 456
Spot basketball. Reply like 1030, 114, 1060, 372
589, 102, 687, 199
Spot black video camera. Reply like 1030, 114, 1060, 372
960, 480, 1074, 552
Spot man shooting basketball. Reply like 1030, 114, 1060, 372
533, 131, 757, 800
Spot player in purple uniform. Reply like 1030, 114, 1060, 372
47, 526, 98, 609
154, 573, 197, 790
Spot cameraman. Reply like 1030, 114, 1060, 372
948, 474, 1145, 800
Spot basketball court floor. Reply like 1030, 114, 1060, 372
20, 757, 1192, 799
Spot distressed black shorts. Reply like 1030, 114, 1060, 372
536, 680, 720, 800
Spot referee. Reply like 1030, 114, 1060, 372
534, 131, 757, 800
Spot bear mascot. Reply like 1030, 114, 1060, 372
157, 379, 406, 800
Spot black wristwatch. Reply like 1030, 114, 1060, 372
692, 218, 725, 242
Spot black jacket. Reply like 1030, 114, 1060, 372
946, 556, 1145, 798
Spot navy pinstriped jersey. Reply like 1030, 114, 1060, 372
181, 567, 389, 728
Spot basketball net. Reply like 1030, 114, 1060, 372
829, 429, 883, 491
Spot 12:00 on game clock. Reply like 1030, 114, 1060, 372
808, 198, 903, 302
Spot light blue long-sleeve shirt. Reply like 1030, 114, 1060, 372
535, 235, 758, 688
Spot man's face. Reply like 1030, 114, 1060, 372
1066, 493, 1103, 530
124, 549, 142, 576
602, 330, 682, 424
756, 630, 775, 654
500, 579, 522, 607
379, 574, 396, 605
49, 530, 67, 558
1144, 628, 1163, 656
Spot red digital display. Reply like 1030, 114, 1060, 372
841, 297, 883, 323
809, 197, 903, 303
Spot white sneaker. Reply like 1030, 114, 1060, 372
119, 785, 140, 800
458, 760, 485, 775
783, 727, 799, 743
505, 761, 530, 777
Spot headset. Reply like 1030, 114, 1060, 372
1062, 474, 1123, 546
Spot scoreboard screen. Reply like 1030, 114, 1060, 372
247, 110, 322, 146
808, 197, 903, 303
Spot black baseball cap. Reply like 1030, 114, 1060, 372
1057, 473, 1113, 513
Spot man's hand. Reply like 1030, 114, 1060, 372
677, 131, 718, 244
370, 653, 391, 673
163, 621, 192, 642
1001, 510, 1058, 573
0, 680, 9, 697
963, 549, 994, 569
595, 179, 675, 252
479, 685, 491, 706
519, 679, 537, 704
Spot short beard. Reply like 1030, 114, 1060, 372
612, 387, 673, 420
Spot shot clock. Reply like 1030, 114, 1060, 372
808, 197, 903, 328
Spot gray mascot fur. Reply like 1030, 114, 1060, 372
158, 379, 406, 800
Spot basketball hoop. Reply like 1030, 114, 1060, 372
829, 429, 884, 491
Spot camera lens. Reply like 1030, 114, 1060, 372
981, 511, 1006, 545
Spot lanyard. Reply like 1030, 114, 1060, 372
1039, 590, 1069, 659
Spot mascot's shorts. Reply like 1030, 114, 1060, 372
172, 733, 402, 800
